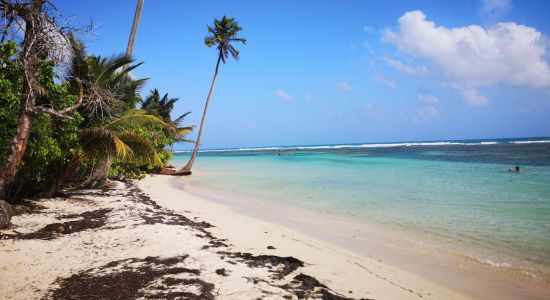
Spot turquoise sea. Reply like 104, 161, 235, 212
171, 137, 550, 275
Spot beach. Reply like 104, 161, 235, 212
1, 173, 548, 299
0, 175, 467, 299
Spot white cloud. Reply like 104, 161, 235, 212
363, 104, 386, 121
383, 10, 550, 105
275, 89, 293, 101
417, 93, 439, 104
479, 0, 511, 24
454, 85, 489, 106
384, 56, 428, 76
413, 105, 440, 123
305, 93, 316, 101
363, 26, 376, 34
372, 73, 396, 88
338, 81, 355, 92
362, 41, 376, 57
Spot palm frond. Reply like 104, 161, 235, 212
106, 109, 171, 131
79, 127, 119, 159
204, 15, 246, 64
118, 132, 156, 162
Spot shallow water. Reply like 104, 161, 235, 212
171, 138, 550, 274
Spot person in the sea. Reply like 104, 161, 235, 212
508, 166, 520, 173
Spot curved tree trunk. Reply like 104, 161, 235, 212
124, 0, 143, 67
43, 152, 84, 197
177, 55, 222, 175
82, 156, 113, 188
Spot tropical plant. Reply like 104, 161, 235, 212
141, 89, 178, 121
141, 89, 194, 140
79, 109, 169, 186
0, 1, 87, 200
62, 35, 150, 186
178, 16, 246, 174
0, 41, 83, 201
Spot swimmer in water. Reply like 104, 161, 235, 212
508, 166, 520, 173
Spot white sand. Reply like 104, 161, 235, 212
2, 175, 546, 299
137, 175, 472, 300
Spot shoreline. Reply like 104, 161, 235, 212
1, 175, 547, 299
1, 180, 369, 299
138, 175, 472, 299
162, 174, 550, 300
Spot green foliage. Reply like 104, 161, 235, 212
0, 42, 83, 200
108, 89, 193, 179
0, 42, 21, 160
205, 16, 247, 63
0, 34, 193, 195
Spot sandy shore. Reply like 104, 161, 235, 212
178, 174, 550, 300
1, 174, 547, 299
139, 175, 478, 300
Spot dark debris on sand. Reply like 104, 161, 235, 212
4, 181, 369, 300
47, 255, 214, 300
217, 251, 305, 279
3, 208, 112, 240
11, 200, 47, 216
281, 273, 373, 300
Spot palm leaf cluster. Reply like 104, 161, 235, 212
141, 89, 195, 143
205, 16, 246, 63
79, 110, 168, 166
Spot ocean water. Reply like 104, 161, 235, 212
171, 138, 550, 274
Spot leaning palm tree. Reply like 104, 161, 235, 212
178, 16, 246, 175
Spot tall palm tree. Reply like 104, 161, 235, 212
126, 0, 144, 60
178, 16, 246, 175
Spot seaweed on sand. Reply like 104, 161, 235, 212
4, 208, 112, 240
47, 255, 214, 300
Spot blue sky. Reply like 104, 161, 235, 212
55, 0, 550, 149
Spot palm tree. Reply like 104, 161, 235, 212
125, 0, 144, 62
178, 16, 246, 175
141, 89, 195, 143
141, 89, 178, 121
80, 109, 169, 187
64, 36, 150, 186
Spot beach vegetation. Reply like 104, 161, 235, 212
0, 0, 192, 202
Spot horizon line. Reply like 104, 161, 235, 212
172, 136, 550, 152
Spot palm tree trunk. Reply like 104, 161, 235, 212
178, 55, 222, 175
123, 0, 143, 70
82, 155, 113, 188
126, 0, 143, 57
43, 153, 84, 197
